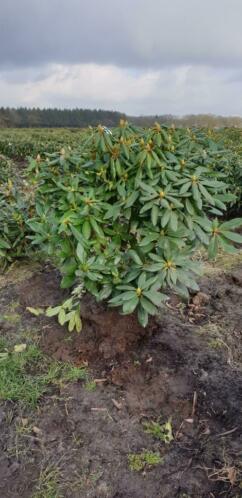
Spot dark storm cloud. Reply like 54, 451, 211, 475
0, 0, 133, 68
1, 0, 242, 69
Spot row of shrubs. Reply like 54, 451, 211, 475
1, 122, 242, 327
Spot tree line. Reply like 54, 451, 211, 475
131, 114, 242, 128
0, 107, 242, 128
0, 108, 126, 128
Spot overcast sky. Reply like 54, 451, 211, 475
1, 0, 242, 115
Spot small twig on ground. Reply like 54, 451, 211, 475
191, 391, 197, 418
175, 420, 184, 440
215, 427, 238, 438
111, 399, 122, 410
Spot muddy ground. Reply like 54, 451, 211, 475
0, 256, 242, 498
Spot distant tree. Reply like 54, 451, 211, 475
0, 108, 242, 129
0, 108, 126, 128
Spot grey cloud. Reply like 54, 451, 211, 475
1, 0, 242, 69
1, 63, 242, 116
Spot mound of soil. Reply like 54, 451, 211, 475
0, 264, 241, 497
18, 269, 158, 364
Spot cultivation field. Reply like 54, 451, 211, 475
0, 128, 85, 159
0, 124, 242, 497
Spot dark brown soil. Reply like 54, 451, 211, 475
0, 263, 242, 498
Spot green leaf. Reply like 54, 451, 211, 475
90, 218, 105, 238
208, 235, 219, 259
209, 208, 223, 216
76, 243, 86, 263
180, 182, 191, 194
195, 217, 212, 231
74, 311, 82, 332
46, 306, 62, 317
61, 275, 75, 289
193, 224, 209, 245
98, 285, 113, 301
122, 296, 139, 314
140, 296, 157, 315
219, 236, 238, 254
169, 212, 178, 231
143, 275, 160, 289
161, 209, 171, 227
0, 238, 11, 249
58, 308, 66, 326
126, 191, 139, 208
119, 291, 137, 301
139, 234, 157, 246
198, 183, 215, 205
26, 307, 44, 316
108, 295, 123, 306
192, 184, 202, 209
185, 198, 195, 215
202, 180, 226, 188
129, 250, 143, 265
82, 220, 92, 239
68, 312, 76, 332
142, 291, 165, 307
220, 218, 242, 230
151, 204, 159, 226
137, 306, 149, 327
221, 230, 242, 244
140, 200, 154, 214
70, 225, 86, 244
62, 298, 73, 310
174, 284, 189, 300
137, 272, 147, 289
116, 284, 135, 291
139, 181, 156, 195
27, 221, 45, 233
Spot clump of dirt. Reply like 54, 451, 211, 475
18, 268, 157, 363
18, 268, 64, 308
0, 263, 242, 497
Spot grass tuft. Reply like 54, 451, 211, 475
128, 451, 163, 472
32, 463, 62, 498
0, 340, 87, 406
143, 419, 173, 443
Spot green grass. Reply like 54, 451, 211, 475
143, 419, 173, 443
0, 344, 44, 405
128, 451, 163, 472
197, 248, 242, 275
1, 312, 21, 323
0, 340, 87, 406
31, 464, 62, 498
84, 380, 97, 392
0, 260, 42, 288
